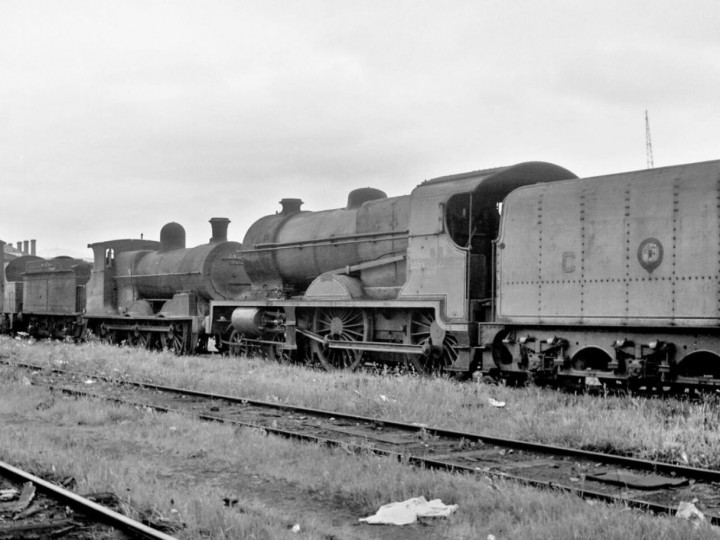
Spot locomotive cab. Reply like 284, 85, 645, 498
399, 161, 578, 326
445, 190, 500, 310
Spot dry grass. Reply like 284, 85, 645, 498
0, 370, 714, 540
3, 337, 719, 469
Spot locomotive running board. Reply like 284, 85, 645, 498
295, 328, 425, 355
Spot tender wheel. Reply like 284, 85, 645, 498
570, 347, 611, 372
311, 308, 368, 370
676, 352, 720, 382
160, 323, 188, 354
406, 311, 458, 374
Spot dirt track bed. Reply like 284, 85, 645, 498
1, 339, 718, 539
0, 471, 126, 540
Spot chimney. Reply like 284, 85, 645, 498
23, 240, 29, 255
209, 217, 230, 243
16, 242, 21, 253
30, 239, 36, 256
280, 198, 303, 215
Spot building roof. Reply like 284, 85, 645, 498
1, 240, 28, 260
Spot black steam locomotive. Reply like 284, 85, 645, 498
4, 159, 720, 389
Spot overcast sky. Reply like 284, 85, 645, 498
2, 0, 719, 258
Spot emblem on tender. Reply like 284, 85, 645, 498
637, 238, 663, 273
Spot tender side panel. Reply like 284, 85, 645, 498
537, 182, 582, 318
498, 161, 720, 326
582, 180, 626, 318
497, 187, 540, 319
674, 173, 720, 319
23, 272, 77, 314
624, 173, 674, 319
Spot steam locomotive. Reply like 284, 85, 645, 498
4, 158, 720, 389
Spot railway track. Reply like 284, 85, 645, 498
6, 359, 720, 525
0, 458, 177, 539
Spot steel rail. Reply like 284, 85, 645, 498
8, 358, 720, 483
47, 384, 717, 526
105, 374, 720, 483
0, 459, 177, 540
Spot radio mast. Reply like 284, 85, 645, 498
645, 110, 654, 169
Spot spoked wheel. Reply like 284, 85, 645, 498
311, 308, 369, 371
406, 311, 458, 374
160, 323, 189, 354
31, 319, 51, 339
128, 329, 151, 349
262, 332, 289, 362
227, 330, 252, 357
99, 324, 117, 345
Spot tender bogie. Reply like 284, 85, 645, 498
479, 323, 720, 389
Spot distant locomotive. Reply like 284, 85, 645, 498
84, 217, 249, 352
2, 218, 249, 353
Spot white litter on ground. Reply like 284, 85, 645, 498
359, 496, 458, 525
676, 501, 705, 527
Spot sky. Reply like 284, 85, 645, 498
2, 0, 719, 259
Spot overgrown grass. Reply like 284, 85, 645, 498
3, 336, 720, 470
0, 376, 714, 539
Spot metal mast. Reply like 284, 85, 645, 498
645, 110, 654, 169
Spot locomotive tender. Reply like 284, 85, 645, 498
491, 159, 720, 387
4, 158, 720, 389
1, 253, 91, 339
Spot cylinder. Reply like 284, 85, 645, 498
230, 308, 265, 336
